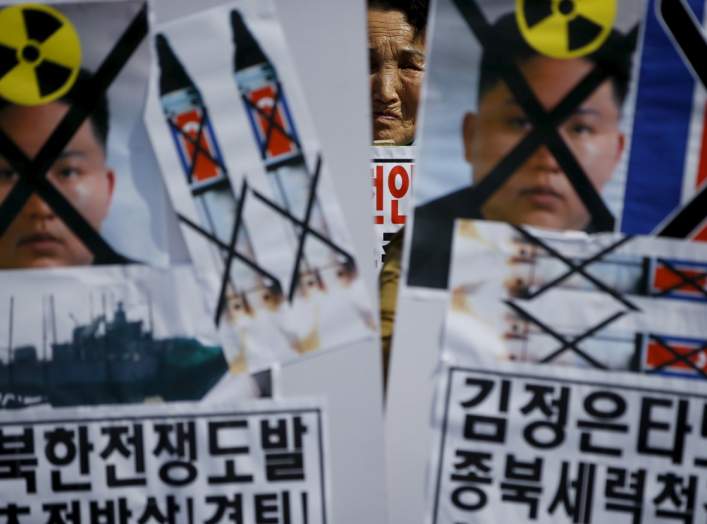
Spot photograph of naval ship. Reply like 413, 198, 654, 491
0, 294, 227, 409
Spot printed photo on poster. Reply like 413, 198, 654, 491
444, 219, 707, 378
0, 1, 185, 270
407, 0, 647, 289
0, 265, 275, 409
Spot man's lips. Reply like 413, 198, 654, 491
519, 186, 564, 207
17, 232, 63, 249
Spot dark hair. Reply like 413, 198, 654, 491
478, 13, 633, 109
368, 0, 429, 36
0, 68, 110, 151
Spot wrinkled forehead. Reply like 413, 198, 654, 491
368, 8, 423, 45
0, 102, 106, 160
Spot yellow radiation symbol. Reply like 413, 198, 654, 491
0, 3, 82, 106
516, 0, 617, 59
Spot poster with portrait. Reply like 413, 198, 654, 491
405, 0, 707, 292
144, 0, 376, 374
407, 0, 645, 291
0, 0, 263, 408
387, 2, 707, 520
0, 0, 186, 269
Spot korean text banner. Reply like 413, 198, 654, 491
371, 145, 414, 270
428, 362, 707, 524
407, 0, 707, 290
0, 398, 329, 524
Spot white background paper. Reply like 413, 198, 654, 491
151, 2, 386, 524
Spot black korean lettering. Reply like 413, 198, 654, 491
461, 377, 511, 410
461, 378, 511, 444
547, 462, 596, 524
207, 420, 253, 484
204, 494, 243, 524
604, 467, 645, 524
89, 498, 133, 524
152, 421, 198, 487
637, 397, 691, 464
0, 427, 37, 494
254, 492, 292, 524
449, 450, 492, 513
100, 424, 146, 487
44, 426, 93, 492
499, 454, 543, 519
136, 496, 181, 524
520, 384, 569, 449
653, 472, 697, 523
260, 417, 307, 482
261, 417, 308, 450
693, 403, 707, 467
0, 503, 31, 524
577, 390, 629, 457
42, 501, 80, 524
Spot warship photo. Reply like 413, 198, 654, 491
0, 296, 227, 408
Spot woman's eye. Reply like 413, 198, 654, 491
401, 60, 424, 71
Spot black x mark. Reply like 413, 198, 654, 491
177, 205, 284, 325
250, 185, 355, 266
166, 114, 228, 183
647, 334, 707, 378
513, 225, 641, 311
0, 5, 147, 264
288, 154, 321, 301
506, 299, 628, 370
241, 87, 300, 163
652, 258, 707, 300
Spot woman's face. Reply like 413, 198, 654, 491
368, 8, 425, 145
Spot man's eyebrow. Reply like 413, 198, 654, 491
56, 150, 87, 160
503, 98, 602, 116
571, 107, 601, 117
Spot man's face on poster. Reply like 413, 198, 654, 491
0, 102, 114, 269
463, 55, 625, 231
368, 7, 425, 146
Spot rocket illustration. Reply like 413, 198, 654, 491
230, 9, 343, 295
156, 33, 279, 316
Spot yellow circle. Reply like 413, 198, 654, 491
0, 3, 82, 106
515, 0, 617, 59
